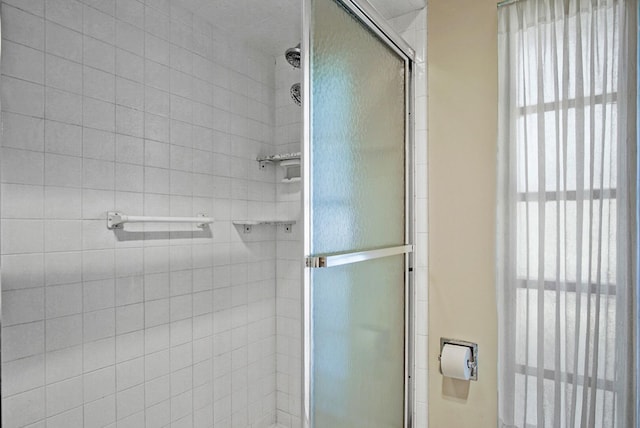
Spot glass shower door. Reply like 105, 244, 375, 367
303, 0, 413, 426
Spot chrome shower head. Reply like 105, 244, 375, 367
290, 83, 301, 106
285, 43, 301, 68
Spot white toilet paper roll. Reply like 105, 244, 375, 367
440, 344, 472, 380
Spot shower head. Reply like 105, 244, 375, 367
290, 83, 301, 106
285, 43, 301, 68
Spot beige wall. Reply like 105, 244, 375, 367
427, 0, 499, 427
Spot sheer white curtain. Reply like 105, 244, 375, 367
496, 0, 637, 427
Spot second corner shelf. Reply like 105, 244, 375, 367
232, 219, 296, 233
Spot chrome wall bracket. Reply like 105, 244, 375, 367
107, 212, 125, 229
305, 257, 326, 268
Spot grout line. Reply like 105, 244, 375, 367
41, 0, 50, 422
80, 2, 88, 422
140, 1, 148, 424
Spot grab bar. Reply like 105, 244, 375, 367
305, 245, 413, 268
107, 212, 214, 230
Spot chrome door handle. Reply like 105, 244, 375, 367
305, 244, 413, 268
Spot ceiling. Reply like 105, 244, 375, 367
180, 0, 425, 56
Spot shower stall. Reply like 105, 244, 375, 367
0, 0, 428, 426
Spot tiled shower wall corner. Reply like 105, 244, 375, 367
0, 0, 280, 426
273, 56, 302, 427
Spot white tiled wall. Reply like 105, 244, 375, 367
1, 1, 427, 427
0, 0, 280, 426
273, 56, 302, 428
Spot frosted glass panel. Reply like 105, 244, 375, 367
309, 0, 408, 425
310, 0, 406, 254
312, 255, 405, 428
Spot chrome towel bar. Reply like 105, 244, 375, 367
305, 244, 413, 268
107, 212, 214, 230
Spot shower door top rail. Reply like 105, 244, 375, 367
107, 212, 214, 230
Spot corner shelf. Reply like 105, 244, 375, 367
256, 152, 301, 166
256, 152, 301, 183
232, 219, 296, 234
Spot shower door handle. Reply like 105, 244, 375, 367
305, 244, 413, 268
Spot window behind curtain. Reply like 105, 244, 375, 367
497, 1, 637, 427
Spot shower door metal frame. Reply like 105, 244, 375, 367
301, 0, 416, 426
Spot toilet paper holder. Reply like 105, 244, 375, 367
438, 337, 479, 381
